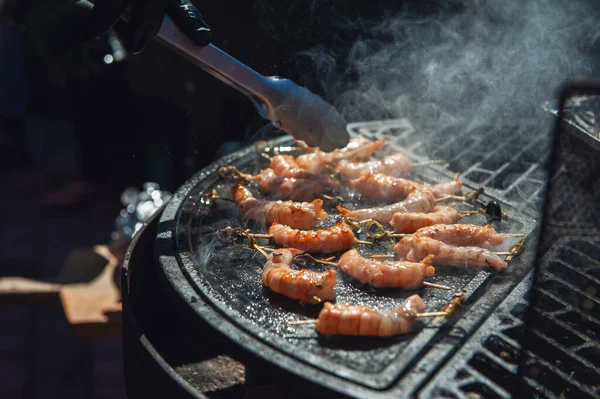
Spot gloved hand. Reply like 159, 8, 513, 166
1, 0, 211, 56
91, 0, 211, 53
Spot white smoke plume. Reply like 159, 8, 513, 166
290, 0, 599, 133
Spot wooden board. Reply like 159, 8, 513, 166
0, 245, 123, 337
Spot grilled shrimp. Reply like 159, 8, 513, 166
315, 294, 426, 336
249, 168, 325, 202
390, 205, 461, 234
393, 236, 507, 271
348, 172, 419, 201
263, 248, 337, 304
345, 187, 435, 223
336, 153, 414, 179
411, 223, 507, 249
268, 220, 363, 253
338, 248, 435, 288
270, 154, 311, 178
297, 135, 385, 160
270, 154, 339, 186
232, 182, 328, 229
349, 172, 462, 201
428, 174, 462, 197
296, 136, 386, 173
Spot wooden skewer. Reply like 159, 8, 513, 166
413, 160, 446, 167
201, 189, 236, 205
435, 187, 485, 203
285, 311, 450, 326
423, 282, 451, 290
286, 319, 318, 326
216, 227, 275, 258
506, 236, 527, 261
364, 220, 407, 242
322, 194, 344, 204
218, 165, 252, 180
416, 311, 451, 317
251, 233, 273, 239
371, 254, 395, 259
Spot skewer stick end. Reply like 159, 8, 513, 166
413, 159, 446, 167
286, 319, 318, 326
416, 311, 450, 318
423, 281, 451, 290
370, 254, 395, 259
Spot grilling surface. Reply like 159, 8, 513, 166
161, 120, 542, 395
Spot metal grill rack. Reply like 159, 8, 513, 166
521, 236, 600, 398
419, 271, 532, 399
421, 237, 600, 399
347, 119, 553, 214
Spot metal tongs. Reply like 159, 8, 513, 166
156, 17, 349, 151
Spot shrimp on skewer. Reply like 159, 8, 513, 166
232, 182, 328, 229
219, 166, 339, 202
393, 236, 508, 271
411, 223, 507, 249
296, 135, 385, 160
270, 154, 317, 179
288, 294, 427, 336
390, 206, 462, 234
336, 153, 414, 179
338, 249, 435, 289
269, 155, 338, 186
216, 228, 337, 304
296, 136, 386, 173
341, 187, 436, 224
249, 168, 327, 202
268, 220, 371, 253
348, 172, 463, 201
263, 248, 337, 304
347, 172, 420, 201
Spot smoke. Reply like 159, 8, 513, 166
289, 0, 599, 132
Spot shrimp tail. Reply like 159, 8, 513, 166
420, 254, 436, 276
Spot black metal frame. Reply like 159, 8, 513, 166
516, 79, 600, 399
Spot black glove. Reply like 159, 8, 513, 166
92, 0, 211, 53
1, 0, 211, 56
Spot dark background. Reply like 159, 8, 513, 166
0, 2, 449, 398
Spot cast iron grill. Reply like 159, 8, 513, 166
156, 118, 556, 398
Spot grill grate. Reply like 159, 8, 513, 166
521, 237, 600, 399
347, 119, 552, 214
420, 237, 600, 399
158, 118, 556, 398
